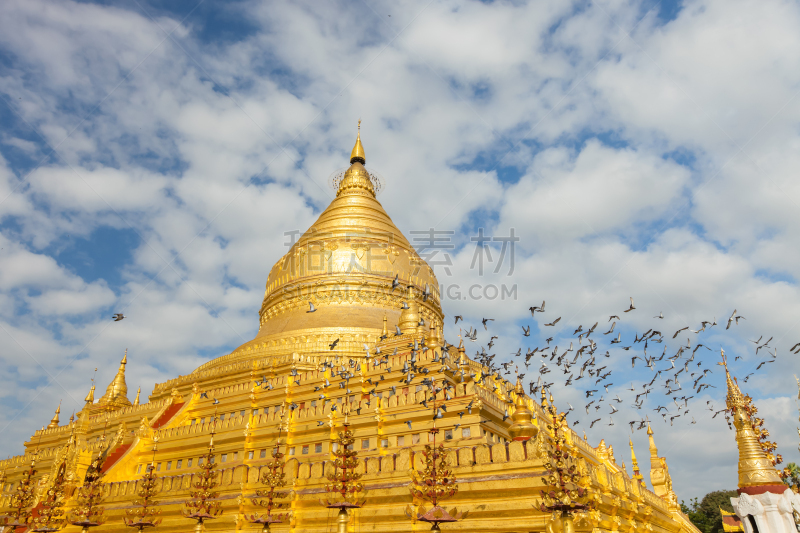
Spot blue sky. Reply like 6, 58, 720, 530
1, 0, 800, 500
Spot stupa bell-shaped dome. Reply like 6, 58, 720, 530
195, 124, 442, 372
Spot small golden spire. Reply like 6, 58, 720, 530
134, 387, 141, 406
630, 438, 643, 482
382, 314, 388, 338
509, 378, 538, 441
350, 120, 365, 164
425, 321, 440, 349
47, 402, 61, 429
84, 384, 95, 405
719, 349, 746, 410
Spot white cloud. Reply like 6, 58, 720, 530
500, 140, 691, 247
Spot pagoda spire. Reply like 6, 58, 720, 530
349, 119, 365, 164
47, 401, 61, 429
336, 120, 375, 198
98, 350, 132, 409
719, 351, 782, 488
647, 423, 657, 457
133, 387, 141, 406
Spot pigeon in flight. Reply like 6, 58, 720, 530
624, 297, 636, 313
726, 309, 745, 330
112, 313, 125, 321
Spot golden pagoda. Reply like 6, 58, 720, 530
720, 351, 795, 533
0, 128, 702, 533
720, 353, 783, 490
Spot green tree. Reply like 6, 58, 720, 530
681, 490, 739, 533
783, 462, 800, 491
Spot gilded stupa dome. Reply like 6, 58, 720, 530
194, 124, 442, 372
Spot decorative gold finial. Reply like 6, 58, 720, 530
630, 438, 643, 482
134, 387, 141, 406
349, 120, 365, 164
336, 121, 374, 197
323, 420, 365, 529
719, 349, 746, 410
84, 384, 95, 405
47, 401, 61, 429
409, 384, 465, 530
123, 438, 162, 531
248, 429, 289, 529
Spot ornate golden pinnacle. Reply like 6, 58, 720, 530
322, 423, 364, 509
3, 458, 38, 530
68, 452, 108, 533
124, 441, 162, 532
321, 421, 365, 533
30, 461, 68, 533
539, 399, 595, 517
407, 379, 467, 531
182, 437, 223, 526
249, 432, 290, 532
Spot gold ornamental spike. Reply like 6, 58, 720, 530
630, 438, 643, 482
47, 401, 61, 429
133, 387, 141, 406
350, 119, 365, 164
719, 350, 745, 410
84, 384, 96, 405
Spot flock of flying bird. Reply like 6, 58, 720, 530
455, 299, 796, 434
116, 293, 799, 437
